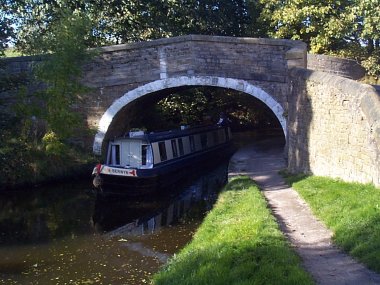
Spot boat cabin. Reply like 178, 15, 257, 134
106, 125, 231, 170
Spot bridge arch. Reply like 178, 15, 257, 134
93, 76, 287, 155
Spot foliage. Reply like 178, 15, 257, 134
42, 131, 68, 156
361, 50, 380, 77
0, 9, 96, 189
0, 127, 95, 189
153, 176, 314, 285
259, 0, 380, 77
0, 0, 14, 56
5, 0, 264, 51
5, 0, 380, 75
24, 10, 95, 141
154, 87, 280, 130
156, 0, 261, 37
3, 48, 21, 57
4, 0, 98, 51
283, 174, 380, 272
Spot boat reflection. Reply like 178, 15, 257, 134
92, 162, 229, 237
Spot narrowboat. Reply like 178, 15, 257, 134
92, 124, 233, 196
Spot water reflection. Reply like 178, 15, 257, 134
0, 181, 95, 245
93, 162, 228, 237
0, 160, 229, 285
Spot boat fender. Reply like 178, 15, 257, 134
93, 174, 102, 188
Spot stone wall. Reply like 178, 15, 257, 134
307, 54, 365, 80
0, 56, 42, 129
288, 68, 380, 186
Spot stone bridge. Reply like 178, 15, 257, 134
2, 35, 380, 186
80, 35, 306, 154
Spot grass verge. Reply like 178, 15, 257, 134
282, 173, 380, 273
152, 176, 314, 285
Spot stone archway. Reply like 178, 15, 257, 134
93, 76, 287, 155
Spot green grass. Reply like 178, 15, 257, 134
152, 176, 314, 285
282, 173, 380, 272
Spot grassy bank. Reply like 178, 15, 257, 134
152, 176, 314, 285
283, 174, 380, 272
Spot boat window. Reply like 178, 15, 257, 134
189, 135, 196, 152
158, 141, 167, 161
171, 140, 178, 158
142, 145, 147, 165
178, 138, 184, 156
110, 144, 121, 165
200, 133, 207, 149
141, 145, 153, 166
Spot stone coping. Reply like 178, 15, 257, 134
97, 35, 306, 53
1, 35, 306, 63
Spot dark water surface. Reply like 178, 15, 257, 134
0, 161, 229, 285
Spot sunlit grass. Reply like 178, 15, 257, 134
282, 173, 380, 272
152, 176, 314, 285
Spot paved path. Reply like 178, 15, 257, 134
228, 138, 380, 285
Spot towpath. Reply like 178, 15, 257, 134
228, 136, 380, 285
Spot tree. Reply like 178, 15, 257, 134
20, 10, 95, 154
5, 0, 265, 51
352, 0, 380, 77
259, 0, 380, 77
0, 1, 14, 56
4, 0, 100, 52
161, 0, 252, 37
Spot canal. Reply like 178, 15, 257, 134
0, 160, 229, 285
0, 130, 285, 284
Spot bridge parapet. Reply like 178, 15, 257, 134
83, 35, 306, 89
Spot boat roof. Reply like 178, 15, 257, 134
116, 125, 227, 143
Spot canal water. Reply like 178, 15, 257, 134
0, 161, 229, 285
0, 130, 285, 284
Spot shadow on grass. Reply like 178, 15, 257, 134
278, 169, 310, 186
154, 237, 313, 285
225, 176, 255, 192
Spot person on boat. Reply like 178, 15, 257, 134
217, 112, 231, 126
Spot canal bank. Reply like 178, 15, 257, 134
0, 150, 96, 192
228, 137, 380, 285
152, 134, 314, 284
152, 175, 313, 285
